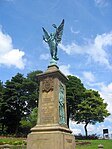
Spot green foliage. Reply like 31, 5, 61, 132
25, 70, 43, 111
66, 75, 85, 110
66, 76, 110, 136
27, 70, 42, 82
0, 71, 110, 138
2, 73, 27, 134
66, 75, 85, 126
75, 134, 98, 140
0, 81, 5, 133
0, 137, 26, 145
75, 90, 110, 136
20, 107, 38, 134
0, 71, 42, 135
20, 107, 38, 128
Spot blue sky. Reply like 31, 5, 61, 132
0, 0, 112, 137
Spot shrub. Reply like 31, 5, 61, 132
75, 134, 98, 140
0, 137, 26, 145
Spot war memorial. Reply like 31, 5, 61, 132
27, 20, 75, 149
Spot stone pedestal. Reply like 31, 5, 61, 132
27, 65, 75, 149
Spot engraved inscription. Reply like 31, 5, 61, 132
41, 98, 54, 124
41, 116, 54, 123
42, 77, 54, 92
66, 139, 72, 143
42, 98, 52, 103
40, 78, 54, 124
37, 138, 48, 140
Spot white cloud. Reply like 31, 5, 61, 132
0, 29, 25, 69
83, 71, 95, 82
105, 115, 112, 123
71, 128, 82, 135
70, 27, 80, 35
59, 64, 72, 76
60, 32, 112, 69
70, 119, 112, 137
87, 123, 111, 136
99, 83, 112, 115
69, 120, 84, 135
40, 53, 50, 60
59, 43, 83, 55
95, 0, 109, 7
69, 120, 104, 136
0, 31, 12, 53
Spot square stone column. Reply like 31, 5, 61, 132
27, 65, 75, 149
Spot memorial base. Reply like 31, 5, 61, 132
27, 125, 75, 149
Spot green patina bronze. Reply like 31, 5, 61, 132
59, 83, 66, 124
42, 19, 64, 65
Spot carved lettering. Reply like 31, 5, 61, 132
42, 98, 52, 103
66, 139, 72, 143
41, 115, 54, 123
37, 138, 48, 140
41, 99, 54, 124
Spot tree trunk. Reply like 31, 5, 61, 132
84, 122, 88, 137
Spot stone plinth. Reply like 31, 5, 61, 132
27, 65, 75, 149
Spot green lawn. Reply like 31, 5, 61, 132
0, 137, 26, 145
0, 137, 112, 149
76, 139, 112, 149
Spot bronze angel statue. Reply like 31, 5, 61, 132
42, 19, 64, 63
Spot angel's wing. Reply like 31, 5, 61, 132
42, 27, 50, 40
55, 19, 64, 43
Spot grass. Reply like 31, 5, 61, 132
76, 139, 112, 149
0, 137, 112, 149
0, 137, 26, 145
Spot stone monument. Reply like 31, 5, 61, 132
27, 20, 75, 149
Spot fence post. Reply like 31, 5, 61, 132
98, 144, 104, 149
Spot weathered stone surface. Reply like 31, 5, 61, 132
27, 130, 75, 149
27, 65, 75, 149
37, 65, 68, 126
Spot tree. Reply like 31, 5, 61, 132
26, 70, 43, 110
0, 70, 42, 135
18, 70, 42, 135
66, 75, 85, 127
0, 80, 6, 133
75, 90, 110, 137
3, 73, 27, 134
20, 107, 38, 135
27, 70, 42, 82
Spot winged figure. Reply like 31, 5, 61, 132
42, 19, 64, 61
